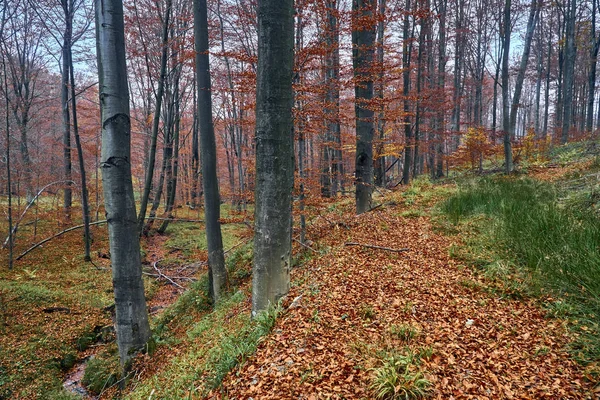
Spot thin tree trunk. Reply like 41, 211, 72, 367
69, 44, 91, 261
508, 0, 539, 140
61, 0, 72, 219
137, 0, 172, 234
501, 0, 513, 173
401, 0, 413, 184
374, 0, 386, 187
587, 0, 600, 133
194, 0, 227, 303
561, 0, 576, 143
3, 48, 13, 270
95, 0, 150, 367
252, 0, 294, 316
434, 0, 446, 178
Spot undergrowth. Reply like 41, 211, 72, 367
370, 349, 432, 399
441, 176, 600, 365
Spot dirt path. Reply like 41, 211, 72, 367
216, 204, 595, 399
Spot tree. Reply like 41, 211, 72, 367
252, 0, 294, 316
561, 0, 576, 143
353, 0, 376, 213
194, 0, 228, 303
95, 0, 151, 365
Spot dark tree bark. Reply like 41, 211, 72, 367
353, 0, 376, 213
501, 0, 513, 173
561, 0, 576, 144
137, 0, 172, 235
374, 0, 386, 187
587, 0, 600, 133
508, 0, 539, 140
252, 0, 294, 316
69, 41, 91, 261
194, 0, 228, 303
61, 0, 73, 218
95, 0, 150, 366
401, 0, 413, 185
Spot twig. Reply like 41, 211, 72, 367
16, 220, 108, 260
293, 237, 317, 253
151, 261, 184, 289
3, 179, 77, 248
344, 242, 410, 253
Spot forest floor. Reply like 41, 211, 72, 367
212, 181, 596, 399
2, 143, 600, 399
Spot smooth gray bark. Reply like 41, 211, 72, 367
252, 0, 294, 316
374, 0, 386, 186
561, 0, 576, 144
587, 0, 600, 133
194, 0, 228, 303
401, 0, 413, 184
137, 0, 172, 235
508, 0, 539, 140
353, 0, 376, 213
501, 0, 513, 173
95, 0, 150, 366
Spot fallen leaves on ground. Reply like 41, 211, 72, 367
216, 200, 594, 399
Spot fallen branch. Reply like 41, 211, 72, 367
3, 179, 77, 249
150, 261, 184, 289
344, 242, 410, 253
16, 220, 108, 260
293, 237, 317, 253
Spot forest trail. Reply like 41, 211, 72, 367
216, 196, 595, 399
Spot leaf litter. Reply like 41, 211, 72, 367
216, 196, 595, 399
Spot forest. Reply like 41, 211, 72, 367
1, 0, 600, 398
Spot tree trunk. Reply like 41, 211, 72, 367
353, 0, 376, 213
434, 0, 446, 178
61, 0, 73, 219
501, 0, 513, 173
508, 0, 539, 140
95, 0, 150, 367
374, 0, 386, 187
401, 0, 413, 185
252, 0, 294, 316
587, 0, 600, 134
2, 46, 13, 270
69, 43, 91, 261
137, 0, 172, 234
561, 0, 576, 144
194, 0, 228, 304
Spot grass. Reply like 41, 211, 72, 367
441, 175, 600, 364
370, 350, 431, 399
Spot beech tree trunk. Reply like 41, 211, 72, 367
252, 0, 294, 316
561, 0, 576, 143
95, 0, 150, 366
501, 0, 513, 173
508, 0, 539, 140
137, 0, 172, 234
61, 0, 73, 219
587, 0, 600, 134
353, 0, 376, 213
194, 0, 228, 303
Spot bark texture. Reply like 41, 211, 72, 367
95, 0, 150, 366
194, 0, 228, 303
252, 0, 294, 316
353, 0, 376, 213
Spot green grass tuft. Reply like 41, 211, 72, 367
370, 351, 431, 399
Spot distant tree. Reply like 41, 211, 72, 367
252, 0, 294, 315
95, 0, 151, 366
